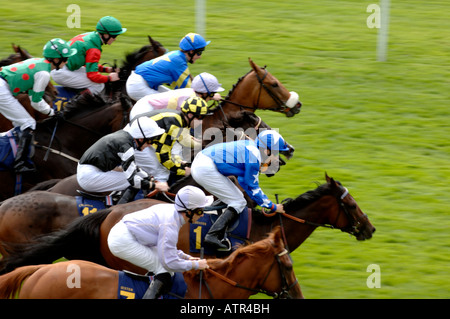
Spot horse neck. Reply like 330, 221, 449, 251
256, 196, 340, 252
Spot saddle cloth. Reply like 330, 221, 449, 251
189, 207, 251, 255
117, 271, 186, 299
53, 86, 79, 111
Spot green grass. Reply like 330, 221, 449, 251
1, 0, 449, 299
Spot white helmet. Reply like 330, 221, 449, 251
124, 117, 165, 139
174, 185, 214, 212
191, 72, 225, 94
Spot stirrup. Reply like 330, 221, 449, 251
217, 238, 231, 252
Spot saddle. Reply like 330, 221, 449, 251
189, 202, 251, 255
118, 271, 186, 299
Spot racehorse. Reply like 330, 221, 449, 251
0, 174, 375, 274
0, 227, 303, 299
0, 92, 132, 200
200, 58, 301, 147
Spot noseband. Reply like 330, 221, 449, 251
218, 68, 295, 114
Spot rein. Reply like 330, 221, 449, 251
261, 187, 358, 232
216, 68, 291, 114
201, 248, 297, 299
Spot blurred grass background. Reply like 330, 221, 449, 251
0, 0, 448, 298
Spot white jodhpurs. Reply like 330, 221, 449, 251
0, 79, 36, 130
134, 147, 170, 182
126, 71, 170, 101
77, 163, 131, 192
108, 221, 170, 275
191, 152, 247, 213
51, 66, 104, 94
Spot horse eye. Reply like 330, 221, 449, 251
271, 82, 279, 88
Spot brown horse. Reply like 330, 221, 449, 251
201, 58, 301, 147
0, 174, 375, 274
0, 227, 302, 299
0, 93, 131, 200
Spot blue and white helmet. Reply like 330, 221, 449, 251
179, 33, 210, 51
256, 130, 290, 152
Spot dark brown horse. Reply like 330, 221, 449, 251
0, 227, 303, 299
0, 174, 375, 274
0, 93, 132, 200
0, 36, 166, 131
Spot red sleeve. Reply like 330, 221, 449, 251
85, 48, 109, 83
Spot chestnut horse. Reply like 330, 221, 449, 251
0, 93, 132, 200
0, 174, 375, 274
0, 227, 302, 299
200, 58, 301, 147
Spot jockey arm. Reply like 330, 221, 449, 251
157, 222, 201, 272
120, 146, 153, 190
237, 146, 277, 212
29, 71, 54, 116
85, 48, 111, 83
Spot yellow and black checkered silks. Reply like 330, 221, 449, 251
181, 97, 208, 117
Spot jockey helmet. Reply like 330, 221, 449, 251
179, 33, 210, 51
174, 186, 214, 212
191, 73, 225, 94
181, 97, 209, 118
256, 130, 290, 152
125, 117, 165, 140
43, 38, 77, 59
96, 16, 127, 35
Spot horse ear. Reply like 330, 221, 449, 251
271, 226, 284, 247
325, 173, 339, 188
248, 57, 259, 72
148, 36, 157, 48
12, 43, 19, 53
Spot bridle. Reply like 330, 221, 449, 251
200, 248, 298, 299
262, 186, 368, 238
216, 67, 295, 117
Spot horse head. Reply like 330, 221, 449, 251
119, 36, 167, 80
248, 58, 302, 117
323, 173, 376, 240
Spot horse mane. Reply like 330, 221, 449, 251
122, 45, 154, 71
217, 70, 253, 109
282, 182, 339, 214
192, 227, 283, 278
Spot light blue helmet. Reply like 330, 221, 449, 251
179, 33, 210, 51
256, 130, 290, 152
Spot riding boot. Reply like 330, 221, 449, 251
204, 207, 239, 251
117, 187, 139, 204
143, 272, 172, 299
13, 128, 36, 174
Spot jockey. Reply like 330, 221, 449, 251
107, 185, 212, 299
191, 130, 289, 251
51, 16, 126, 95
77, 116, 167, 194
133, 96, 208, 183
126, 33, 210, 101
0, 38, 76, 173
129, 72, 224, 121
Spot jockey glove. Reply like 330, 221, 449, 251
140, 177, 155, 191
